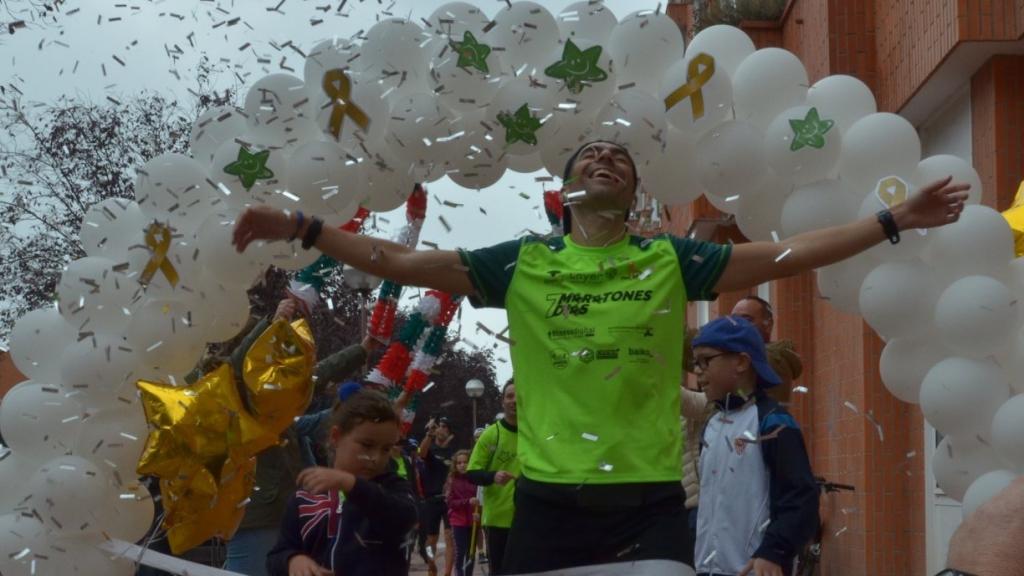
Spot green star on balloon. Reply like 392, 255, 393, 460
544, 39, 608, 95
788, 107, 835, 151
450, 30, 491, 74
223, 147, 274, 190
497, 104, 543, 146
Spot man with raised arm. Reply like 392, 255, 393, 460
233, 140, 968, 574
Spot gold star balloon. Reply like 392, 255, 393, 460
136, 318, 316, 553
1002, 180, 1024, 257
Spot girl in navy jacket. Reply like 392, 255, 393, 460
266, 389, 418, 576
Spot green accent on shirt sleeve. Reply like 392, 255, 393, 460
667, 235, 732, 301
458, 239, 523, 309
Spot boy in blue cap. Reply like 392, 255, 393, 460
691, 316, 819, 576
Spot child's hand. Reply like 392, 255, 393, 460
470, 497, 479, 506
297, 467, 351, 493
739, 558, 784, 576
287, 554, 332, 576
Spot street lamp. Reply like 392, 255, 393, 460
342, 264, 382, 339
465, 378, 485, 432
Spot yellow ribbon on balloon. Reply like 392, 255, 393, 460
139, 222, 180, 287
323, 68, 370, 140
136, 318, 316, 553
1001, 180, 1024, 257
664, 52, 715, 120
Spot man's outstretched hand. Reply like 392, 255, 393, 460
233, 205, 295, 252
892, 176, 971, 231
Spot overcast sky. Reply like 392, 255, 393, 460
2, 0, 664, 389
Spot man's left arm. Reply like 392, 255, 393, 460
311, 338, 372, 396
714, 177, 969, 293
754, 413, 820, 567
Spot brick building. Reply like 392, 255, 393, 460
664, 1, 1024, 574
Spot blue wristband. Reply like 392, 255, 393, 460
289, 210, 305, 242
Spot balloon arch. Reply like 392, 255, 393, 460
1, 2, 1017, 574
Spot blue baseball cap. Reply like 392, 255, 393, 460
692, 316, 782, 389
337, 381, 363, 402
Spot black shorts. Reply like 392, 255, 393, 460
503, 478, 693, 574
420, 495, 450, 537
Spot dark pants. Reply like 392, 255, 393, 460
687, 506, 699, 548
418, 495, 450, 563
452, 525, 476, 576
486, 526, 510, 575
503, 479, 693, 574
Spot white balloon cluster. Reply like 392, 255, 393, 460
0, 2, 1008, 572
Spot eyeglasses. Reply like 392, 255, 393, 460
693, 352, 735, 371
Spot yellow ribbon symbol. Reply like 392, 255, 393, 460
140, 222, 179, 287
323, 68, 370, 139
875, 176, 909, 209
664, 52, 716, 120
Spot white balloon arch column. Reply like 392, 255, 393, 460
0, 3, 1016, 574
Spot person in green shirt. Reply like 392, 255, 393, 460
466, 380, 519, 575
231, 140, 969, 573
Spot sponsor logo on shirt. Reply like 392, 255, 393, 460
597, 348, 620, 360
544, 268, 619, 284
609, 325, 656, 338
544, 290, 654, 318
551, 348, 569, 370
547, 327, 597, 340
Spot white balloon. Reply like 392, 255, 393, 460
360, 18, 431, 100
9, 307, 76, 384
933, 435, 1004, 501
79, 198, 147, 259
210, 137, 288, 207
59, 333, 139, 407
75, 407, 148, 484
123, 298, 206, 376
540, 113, 596, 178
935, 275, 1019, 358
661, 51, 733, 138
49, 535, 136, 576
557, 1, 617, 44
362, 147, 418, 210
879, 336, 946, 403
855, 185, 930, 262
303, 37, 360, 91
190, 106, 248, 166
696, 120, 768, 198
94, 483, 155, 544
685, 25, 756, 80
912, 154, 983, 205
56, 257, 137, 334
925, 204, 1015, 278
287, 140, 363, 215
543, 38, 616, 119
962, 469, 1017, 518
816, 253, 878, 315
425, 2, 490, 42
204, 280, 253, 343
920, 356, 1009, 437
243, 73, 314, 130
30, 455, 110, 535
387, 92, 460, 167
640, 128, 703, 206
0, 513, 48, 576
311, 70, 391, 150
806, 75, 877, 135
992, 395, 1024, 472
838, 113, 921, 197
253, 238, 322, 272
858, 260, 939, 340
487, 76, 558, 157
505, 151, 544, 174
732, 48, 809, 129
764, 105, 842, 186
0, 446, 37, 510
134, 152, 218, 222
196, 211, 268, 288
487, 2, 559, 73
592, 89, 667, 166
781, 179, 857, 238
734, 173, 792, 242
703, 191, 740, 215
608, 10, 686, 94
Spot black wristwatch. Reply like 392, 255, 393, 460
935, 569, 979, 576
877, 209, 900, 244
